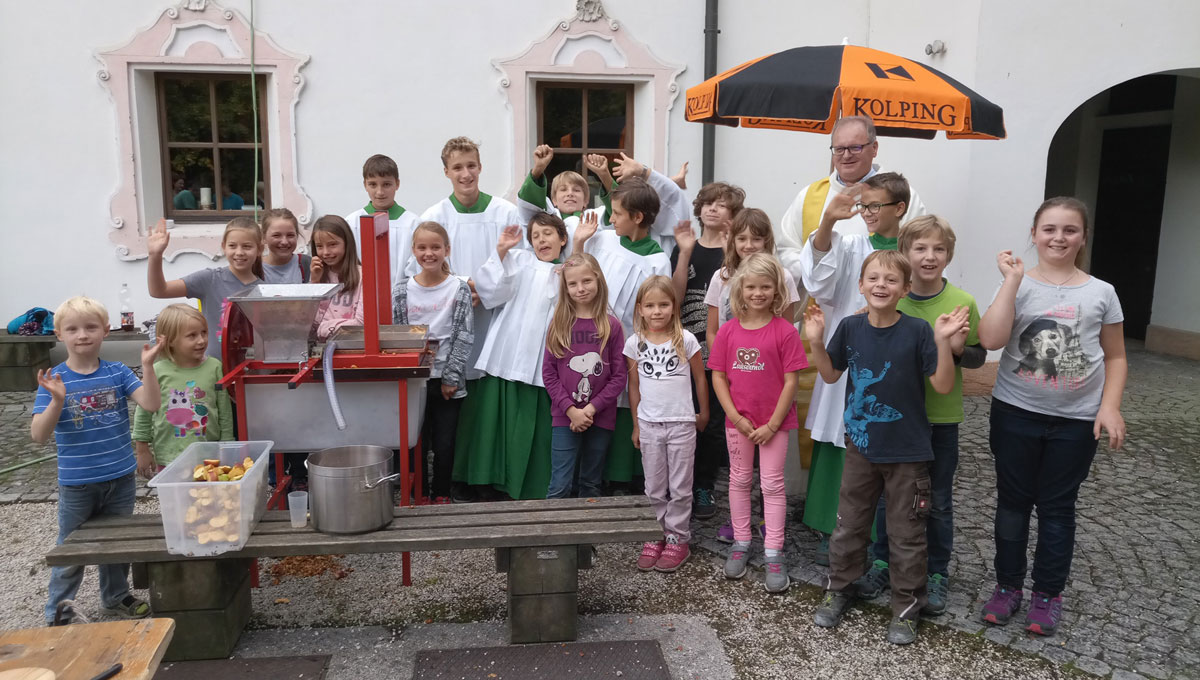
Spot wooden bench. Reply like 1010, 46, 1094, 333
46, 496, 660, 660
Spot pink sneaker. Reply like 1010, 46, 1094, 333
637, 541, 665, 571
655, 540, 690, 573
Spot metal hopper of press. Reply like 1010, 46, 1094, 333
227, 283, 341, 362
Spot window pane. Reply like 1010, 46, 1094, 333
543, 87, 582, 148
219, 148, 266, 210
168, 149, 215, 210
164, 79, 212, 143
214, 78, 257, 143
587, 88, 628, 150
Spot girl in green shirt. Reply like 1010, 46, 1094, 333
134, 304, 234, 476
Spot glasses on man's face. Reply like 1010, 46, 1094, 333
830, 143, 871, 157
854, 201, 900, 215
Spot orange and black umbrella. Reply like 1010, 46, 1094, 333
686, 45, 1005, 140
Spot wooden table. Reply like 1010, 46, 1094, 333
0, 618, 174, 679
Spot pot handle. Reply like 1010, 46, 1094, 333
364, 472, 401, 490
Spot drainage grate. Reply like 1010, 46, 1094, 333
412, 640, 670, 679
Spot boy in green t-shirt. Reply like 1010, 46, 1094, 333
854, 215, 985, 616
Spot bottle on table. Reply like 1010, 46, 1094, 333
119, 282, 135, 332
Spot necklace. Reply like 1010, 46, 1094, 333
1038, 267, 1080, 289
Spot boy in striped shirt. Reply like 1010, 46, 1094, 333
32, 296, 162, 625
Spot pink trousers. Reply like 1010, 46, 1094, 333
639, 419, 696, 542
726, 427, 789, 550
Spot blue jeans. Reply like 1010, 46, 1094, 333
547, 426, 612, 499
989, 399, 1097, 596
870, 424, 958, 577
45, 473, 137, 622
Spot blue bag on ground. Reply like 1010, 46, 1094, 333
7, 308, 54, 335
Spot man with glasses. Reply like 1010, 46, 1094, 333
775, 116, 926, 567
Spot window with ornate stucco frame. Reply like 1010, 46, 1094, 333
493, 0, 684, 199
96, 0, 311, 261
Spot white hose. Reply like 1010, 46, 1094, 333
323, 342, 347, 430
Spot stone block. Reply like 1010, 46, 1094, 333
158, 571, 251, 661
508, 591, 578, 644
506, 546, 578, 596
1073, 656, 1111, 677
147, 558, 251, 611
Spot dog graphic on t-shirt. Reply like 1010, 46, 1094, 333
569, 351, 603, 402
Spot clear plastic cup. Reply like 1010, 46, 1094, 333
288, 491, 308, 528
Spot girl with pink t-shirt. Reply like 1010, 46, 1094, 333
708, 253, 808, 593
309, 215, 364, 340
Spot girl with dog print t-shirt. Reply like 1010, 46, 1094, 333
977, 197, 1127, 638
542, 255, 627, 499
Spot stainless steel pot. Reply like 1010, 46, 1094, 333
306, 445, 399, 534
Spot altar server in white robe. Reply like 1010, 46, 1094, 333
344, 154, 421, 286
455, 215, 568, 499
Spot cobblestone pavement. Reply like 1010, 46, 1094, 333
3, 346, 1197, 678
693, 345, 1200, 680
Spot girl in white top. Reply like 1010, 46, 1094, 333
705, 208, 801, 343
624, 276, 708, 574
454, 213, 569, 499
392, 222, 474, 502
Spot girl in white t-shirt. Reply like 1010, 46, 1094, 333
392, 222, 474, 503
624, 276, 709, 574
705, 208, 801, 343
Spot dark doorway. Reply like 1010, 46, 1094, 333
1089, 125, 1172, 340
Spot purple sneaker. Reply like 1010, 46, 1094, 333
1025, 592, 1063, 635
716, 521, 764, 544
982, 584, 1024, 625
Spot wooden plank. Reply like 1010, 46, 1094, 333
47, 519, 663, 565
0, 618, 174, 680
67, 506, 657, 544
78, 497, 650, 531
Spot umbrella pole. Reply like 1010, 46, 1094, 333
701, 0, 719, 185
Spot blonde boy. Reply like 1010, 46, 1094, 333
516, 145, 613, 237
33, 297, 162, 625
856, 215, 984, 615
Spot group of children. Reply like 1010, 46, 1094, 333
35, 127, 1127, 649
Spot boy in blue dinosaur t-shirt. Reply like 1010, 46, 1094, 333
802, 250, 967, 646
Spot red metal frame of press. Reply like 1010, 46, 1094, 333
215, 212, 427, 586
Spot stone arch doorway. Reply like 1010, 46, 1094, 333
1045, 71, 1200, 357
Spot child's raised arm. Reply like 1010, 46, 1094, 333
977, 250, 1024, 350
930, 306, 970, 394
802, 307, 843, 385
671, 220, 695, 302
572, 212, 599, 255
811, 189, 862, 253
147, 219, 189, 299
129, 342, 164, 412
30, 370, 65, 444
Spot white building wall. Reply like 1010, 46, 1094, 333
1154, 76, 1200, 334
2, 0, 1200, 341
